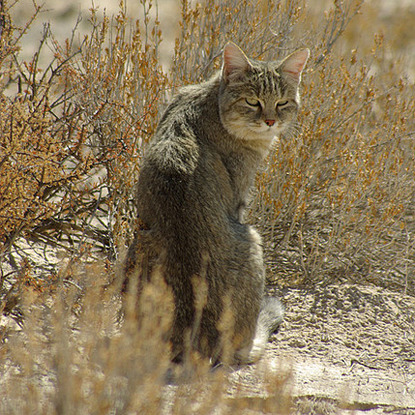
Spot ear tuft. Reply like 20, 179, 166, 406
222, 42, 251, 81
280, 48, 310, 83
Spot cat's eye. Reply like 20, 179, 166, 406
245, 98, 261, 107
276, 100, 289, 108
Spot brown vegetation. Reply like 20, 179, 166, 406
0, 0, 414, 413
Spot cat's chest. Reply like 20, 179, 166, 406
219, 151, 258, 218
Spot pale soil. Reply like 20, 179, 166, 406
2, 275, 414, 414
228, 283, 415, 414
160, 283, 415, 414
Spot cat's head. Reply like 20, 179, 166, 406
218, 42, 309, 145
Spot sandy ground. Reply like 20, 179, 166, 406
1, 281, 414, 414
158, 282, 415, 414
256, 283, 415, 414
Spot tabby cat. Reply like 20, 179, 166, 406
124, 42, 309, 364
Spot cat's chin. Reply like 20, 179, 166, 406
249, 124, 283, 137
222, 119, 284, 154
224, 125, 277, 156
242, 124, 283, 142
227, 126, 275, 142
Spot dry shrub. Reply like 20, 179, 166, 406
1, 0, 168, 270
252, 4, 415, 293
5, 0, 411, 294
172, 0, 307, 85
1, 262, 292, 414
1, 0, 415, 413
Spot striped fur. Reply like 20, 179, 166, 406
124, 43, 308, 365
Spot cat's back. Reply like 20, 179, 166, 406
136, 75, 234, 233
143, 76, 222, 175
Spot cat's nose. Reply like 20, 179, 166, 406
265, 119, 275, 127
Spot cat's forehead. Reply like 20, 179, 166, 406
246, 62, 287, 96
249, 59, 279, 74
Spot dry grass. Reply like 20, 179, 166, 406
1, 0, 414, 413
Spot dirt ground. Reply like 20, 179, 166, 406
228, 283, 415, 414
3, 245, 415, 414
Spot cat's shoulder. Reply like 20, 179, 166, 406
174, 72, 221, 100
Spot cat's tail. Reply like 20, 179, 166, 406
236, 296, 284, 364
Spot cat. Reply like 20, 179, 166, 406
124, 42, 309, 364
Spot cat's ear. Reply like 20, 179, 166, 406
280, 48, 310, 83
222, 42, 251, 82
